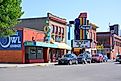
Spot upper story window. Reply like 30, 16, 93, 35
52, 25, 55, 33
59, 27, 61, 34
62, 28, 64, 35
56, 26, 58, 34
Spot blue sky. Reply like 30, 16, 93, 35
21, 0, 121, 32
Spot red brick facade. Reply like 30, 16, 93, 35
0, 50, 23, 63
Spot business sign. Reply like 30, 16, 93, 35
72, 40, 91, 48
0, 30, 23, 50
96, 45, 104, 50
24, 41, 36, 46
80, 25, 92, 30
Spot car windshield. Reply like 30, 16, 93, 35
78, 54, 85, 58
64, 54, 72, 58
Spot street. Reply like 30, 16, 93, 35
0, 61, 121, 81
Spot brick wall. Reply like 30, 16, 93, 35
0, 50, 23, 63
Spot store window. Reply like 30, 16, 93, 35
37, 47, 43, 59
29, 47, 36, 59
25, 47, 43, 60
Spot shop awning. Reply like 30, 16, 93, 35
24, 41, 58, 48
54, 42, 72, 50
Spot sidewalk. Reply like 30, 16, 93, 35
0, 62, 57, 68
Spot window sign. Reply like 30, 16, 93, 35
72, 40, 91, 48
0, 30, 22, 50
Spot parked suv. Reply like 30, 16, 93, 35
58, 53, 78, 65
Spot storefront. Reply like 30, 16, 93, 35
24, 41, 71, 63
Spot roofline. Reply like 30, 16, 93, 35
97, 32, 110, 34
18, 17, 47, 20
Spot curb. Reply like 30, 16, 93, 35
0, 63, 57, 68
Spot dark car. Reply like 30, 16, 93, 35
91, 54, 103, 63
116, 54, 121, 62
77, 51, 92, 64
58, 53, 78, 65
117, 55, 121, 63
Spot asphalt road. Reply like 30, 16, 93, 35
0, 61, 121, 81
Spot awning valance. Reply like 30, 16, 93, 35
54, 42, 72, 50
24, 41, 58, 48
24, 41, 72, 50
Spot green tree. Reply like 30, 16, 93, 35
0, 0, 24, 37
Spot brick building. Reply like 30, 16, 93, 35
97, 24, 121, 59
0, 13, 71, 63
68, 12, 98, 55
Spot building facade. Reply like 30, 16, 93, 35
18, 13, 71, 63
0, 13, 71, 63
97, 24, 121, 59
0, 28, 45, 63
69, 12, 98, 55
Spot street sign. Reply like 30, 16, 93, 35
72, 40, 91, 48
80, 25, 92, 30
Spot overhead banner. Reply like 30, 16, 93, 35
72, 39, 91, 48
0, 30, 23, 50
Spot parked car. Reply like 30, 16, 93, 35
103, 55, 108, 62
58, 53, 78, 65
91, 54, 103, 63
77, 51, 92, 64
77, 54, 86, 64
117, 55, 121, 63
116, 54, 121, 62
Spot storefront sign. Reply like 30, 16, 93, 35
72, 40, 91, 48
0, 30, 23, 50
24, 41, 36, 46
80, 25, 92, 30
96, 45, 104, 50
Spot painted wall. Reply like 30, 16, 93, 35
0, 30, 23, 50
23, 28, 45, 42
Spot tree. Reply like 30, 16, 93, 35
0, 0, 24, 37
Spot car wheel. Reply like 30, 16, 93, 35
88, 60, 91, 64
68, 60, 72, 65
